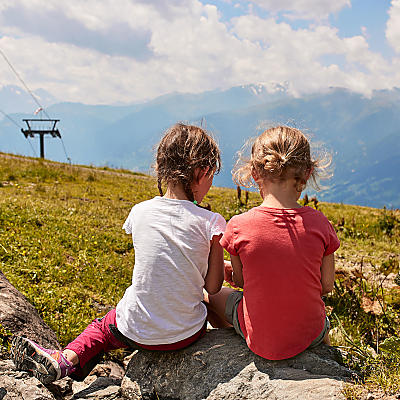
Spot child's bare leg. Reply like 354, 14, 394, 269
323, 330, 331, 345
204, 287, 236, 328
206, 307, 230, 328
63, 349, 80, 366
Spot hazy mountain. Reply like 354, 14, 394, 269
0, 84, 399, 208
0, 85, 58, 114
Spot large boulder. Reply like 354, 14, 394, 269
0, 271, 357, 399
0, 271, 60, 349
121, 328, 354, 400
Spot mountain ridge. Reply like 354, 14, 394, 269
0, 85, 399, 208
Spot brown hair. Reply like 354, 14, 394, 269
155, 123, 221, 202
233, 126, 330, 191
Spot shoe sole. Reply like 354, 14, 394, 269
11, 337, 60, 384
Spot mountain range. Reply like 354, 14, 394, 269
0, 83, 399, 209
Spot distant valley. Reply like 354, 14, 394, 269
1, 84, 399, 208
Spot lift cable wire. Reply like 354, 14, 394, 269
0, 108, 23, 129
0, 48, 51, 120
59, 136, 71, 164
0, 108, 38, 157
0, 47, 71, 161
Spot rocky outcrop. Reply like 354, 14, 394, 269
0, 359, 55, 400
0, 271, 60, 349
122, 328, 354, 400
0, 359, 125, 400
0, 271, 356, 399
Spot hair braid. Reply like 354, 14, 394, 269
182, 178, 195, 202
157, 177, 163, 197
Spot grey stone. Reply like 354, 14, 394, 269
0, 359, 56, 399
0, 271, 358, 399
89, 361, 125, 380
0, 271, 60, 349
48, 362, 125, 399
69, 377, 122, 399
121, 328, 354, 400
0, 359, 124, 400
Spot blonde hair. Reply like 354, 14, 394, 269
155, 123, 221, 202
233, 126, 331, 191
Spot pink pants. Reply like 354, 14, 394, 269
65, 308, 127, 368
65, 308, 206, 373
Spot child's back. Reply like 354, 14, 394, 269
222, 205, 338, 359
117, 196, 226, 344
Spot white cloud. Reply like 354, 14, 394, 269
0, 0, 399, 105
386, 0, 400, 53
247, 0, 351, 20
231, 14, 394, 95
0, 1, 155, 59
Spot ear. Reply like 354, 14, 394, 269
195, 167, 210, 184
305, 167, 313, 182
251, 167, 260, 183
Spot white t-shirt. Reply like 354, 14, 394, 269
116, 196, 226, 345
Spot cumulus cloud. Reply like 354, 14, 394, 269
0, 2, 153, 59
0, 0, 398, 105
231, 14, 393, 94
247, 0, 351, 20
386, 0, 400, 53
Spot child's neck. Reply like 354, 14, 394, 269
259, 179, 302, 209
163, 183, 190, 201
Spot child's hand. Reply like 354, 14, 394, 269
224, 261, 236, 287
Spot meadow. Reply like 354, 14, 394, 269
0, 153, 399, 398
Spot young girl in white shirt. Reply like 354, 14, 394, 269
12, 123, 226, 384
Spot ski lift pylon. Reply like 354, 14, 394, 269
21, 118, 61, 159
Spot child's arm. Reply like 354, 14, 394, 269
223, 261, 236, 286
204, 234, 224, 294
229, 255, 244, 288
320, 253, 335, 296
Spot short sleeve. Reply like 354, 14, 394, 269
220, 217, 238, 256
208, 213, 226, 240
324, 220, 340, 256
122, 207, 135, 235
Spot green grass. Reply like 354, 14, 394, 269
0, 154, 250, 344
1, 153, 399, 397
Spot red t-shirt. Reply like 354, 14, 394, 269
220, 206, 340, 360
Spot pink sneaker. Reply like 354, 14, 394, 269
11, 336, 77, 384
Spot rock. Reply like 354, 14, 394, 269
0, 271, 358, 399
42, 361, 125, 399
69, 377, 122, 399
0, 271, 60, 349
0, 359, 56, 399
122, 328, 354, 400
0, 359, 123, 400
89, 361, 125, 380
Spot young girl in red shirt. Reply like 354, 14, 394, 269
205, 125, 340, 360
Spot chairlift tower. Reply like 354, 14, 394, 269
21, 119, 61, 159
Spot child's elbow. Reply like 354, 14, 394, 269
205, 284, 222, 295
233, 275, 244, 289
321, 283, 334, 296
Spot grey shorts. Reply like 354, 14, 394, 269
224, 290, 246, 339
224, 290, 330, 348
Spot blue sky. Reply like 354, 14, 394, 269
0, 0, 399, 105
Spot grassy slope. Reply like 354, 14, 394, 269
1, 153, 399, 397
